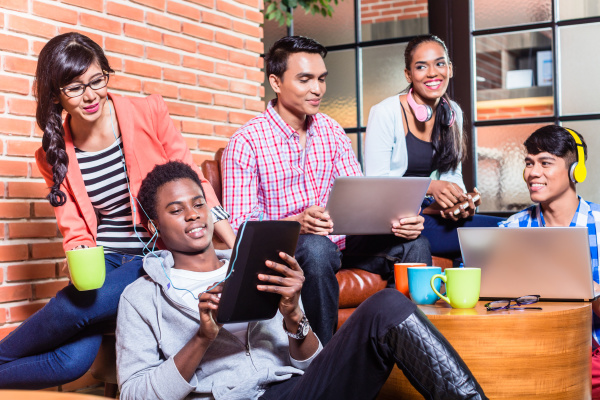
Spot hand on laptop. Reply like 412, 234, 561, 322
392, 215, 425, 239
289, 205, 334, 235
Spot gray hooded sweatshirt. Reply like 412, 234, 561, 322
116, 250, 319, 400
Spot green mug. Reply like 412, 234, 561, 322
66, 246, 106, 291
430, 268, 481, 309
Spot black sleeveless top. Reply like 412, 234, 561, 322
400, 103, 434, 177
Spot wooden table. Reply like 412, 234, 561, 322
377, 301, 592, 400
0, 391, 102, 399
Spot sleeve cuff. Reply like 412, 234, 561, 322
211, 206, 230, 223
289, 339, 323, 370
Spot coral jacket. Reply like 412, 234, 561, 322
35, 93, 220, 252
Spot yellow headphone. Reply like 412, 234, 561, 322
566, 128, 587, 183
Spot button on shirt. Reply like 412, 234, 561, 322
222, 100, 363, 250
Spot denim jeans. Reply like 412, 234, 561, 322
295, 234, 431, 345
0, 252, 144, 389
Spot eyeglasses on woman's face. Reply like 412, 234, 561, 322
60, 74, 110, 98
485, 295, 542, 311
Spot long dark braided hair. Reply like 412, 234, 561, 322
403, 34, 466, 174
35, 32, 114, 206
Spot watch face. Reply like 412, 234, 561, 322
301, 320, 310, 336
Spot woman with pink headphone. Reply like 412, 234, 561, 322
365, 34, 502, 261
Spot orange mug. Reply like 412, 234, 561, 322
394, 263, 427, 297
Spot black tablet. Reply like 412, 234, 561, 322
216, 220, 301, 324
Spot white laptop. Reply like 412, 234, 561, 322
458, 227, 599, 301
325, 176, 430, 235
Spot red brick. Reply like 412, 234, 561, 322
0, 326, 17, 340
143, 81, 178, 99
236, 0, 259, 7
58, 27, 103, 47
232, 20, 261, 37
214, 93, 243, 108
197, 74, 228, 90
6, 140, 39, 157
163, 68, 196, 85
192, 152, 212, 165
229, 50, 258, 67
31, 242, 65, 259
0, 33, 28, 55
165, 101, 196, 117
0, 117, 33, 136
7, 263, 56, 282
107, 74, 142, 93
0, 74, 29, 95
34, 280, 68, 299
246, 68, 264, 83
0, 202, 30, 218
258, 85, 264, 97
216, 63, 244, 79
147, 47, 181, 65
124, 60, 162, 79
105, 37, 144, 58
216, 0, 244, 18
188, 0, 213, 6
215, 125, 238, 137
4, 56, 37, 76
229, 80, 258, 96
9, 222, 57, 239
62, 0, 103, 11
131, 0, 166, 11
0, 160, 28, 177
7, 181, 48, 199
163, 34, 196, 53
30, 162, 42, 179
106, 55, 123, 72
181, 120, 213, 135
7, 98, 36, 117
0, 308, 5, 324
196, 106, 227, 122
33, 1, 78, 24
0, 245, 29, 262
34, 202, 55, 218
167, 1, 201, 20
0, 0, 28, 11
245, 9, 264, 24
8, 15, 56, 39
0, 284, 32, 303
147, 11, 181, 32
124, 23, 162, 44
182, 56, 214, 72
229, 111, 255, 124
80, 13, 122, 35
8, 302, 46, 322
201, 11, 231, 29
245, 98, 265, 112
198, 137, 229, 152
215, 31, 243, 49
182, 22, 213, 41
107, 1, 144, 22
0, 95, 4, 113
179, 88, 212, 104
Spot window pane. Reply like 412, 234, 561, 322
361, 0, 428, 41
476, 123, 547, 212
475, 30, 554, 121
293, 0, 354, 47
473, 0, 551, 30
559, 23, 600, 115
562, 120, 600, 203
319, 49, 357, 129
558, 0, 600, 20
362, 43, 407, 126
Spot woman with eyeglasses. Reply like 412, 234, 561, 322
0, 32, 235, 389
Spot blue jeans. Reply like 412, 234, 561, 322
0, 252, 144, 389
421, 214, 503, 259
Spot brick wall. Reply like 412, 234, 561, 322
361, 0, 427, 25
0, 0, 264, 347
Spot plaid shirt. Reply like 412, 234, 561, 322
222, 100, 363, 250
500, 196, 600, 345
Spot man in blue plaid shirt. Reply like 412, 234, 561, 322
499, 124, 600, 398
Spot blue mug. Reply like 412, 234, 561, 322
408, 266, 444, 305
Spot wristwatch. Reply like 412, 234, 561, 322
283, 313, 310, 340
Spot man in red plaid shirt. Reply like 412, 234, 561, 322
222, 36, 431, 344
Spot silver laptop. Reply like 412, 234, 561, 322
458, 227, 599, 301
325, 176, 430, 235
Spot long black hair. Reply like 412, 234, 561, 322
35, 32, 114, 206
404, 34, 466, 174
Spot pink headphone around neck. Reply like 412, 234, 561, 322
407, 88, 455, 127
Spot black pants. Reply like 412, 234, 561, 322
261, 289, 417, 400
